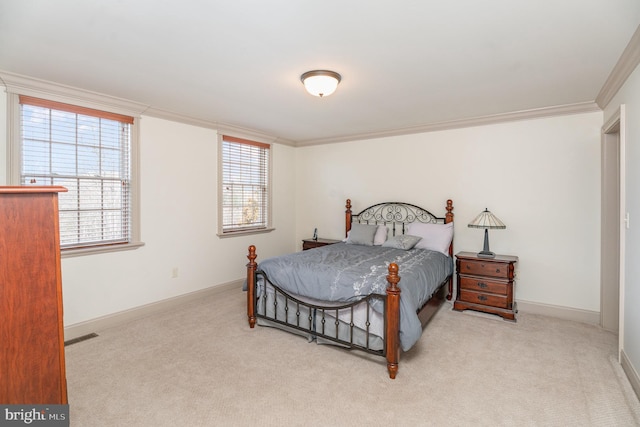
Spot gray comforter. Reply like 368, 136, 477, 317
255, 242, 452, 351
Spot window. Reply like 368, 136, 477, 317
219, 135, 271, 235
19, 95, 136, 250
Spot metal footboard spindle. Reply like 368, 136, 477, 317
254, 271, 387, 354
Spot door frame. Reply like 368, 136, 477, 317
601, 105, 626, 359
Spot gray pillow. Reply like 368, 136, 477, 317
346, 223, 378, 246
382, 234, 422, 250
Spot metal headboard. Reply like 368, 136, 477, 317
348, 200, 452, 237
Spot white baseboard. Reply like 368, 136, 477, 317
621, 349, 640, 401
517, 299, 600, 325
64, 280, 243, 341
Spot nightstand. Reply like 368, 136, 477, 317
302, 238, 341, 251
453, 251, 518, 321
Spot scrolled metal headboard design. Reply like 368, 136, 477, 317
348, 200, 451, 238
355, 202, 442, 225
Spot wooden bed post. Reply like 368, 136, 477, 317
445, 199, 454, 300
247, 245, 257, 328
345, 199, 352, 237
445, 199, 454, 225
385, 263, 401, 379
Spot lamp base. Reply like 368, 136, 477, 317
477, 251, 496, 259
477, 229, 496, 258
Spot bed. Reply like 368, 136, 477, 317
245, 199, 454, 379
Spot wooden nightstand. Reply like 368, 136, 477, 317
302, 238, 341, 251
453, 251, 518, 321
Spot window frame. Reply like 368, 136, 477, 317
5, 84, 144, 257
217, 134, 273, 237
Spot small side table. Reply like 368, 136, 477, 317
453, 251, 518, 321
302, 238, 341, 251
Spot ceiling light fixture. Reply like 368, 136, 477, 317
300, 70, 341, 98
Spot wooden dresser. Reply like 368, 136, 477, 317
0, 186, 68, 404
453, 251, 518, 321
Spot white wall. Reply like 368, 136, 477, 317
0, 89, 297, 327
295, 112, 603, 312
604, 63, 640, 379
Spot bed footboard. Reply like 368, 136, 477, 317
246, 245, 402, 379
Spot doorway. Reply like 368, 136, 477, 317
601, 106, 625, 358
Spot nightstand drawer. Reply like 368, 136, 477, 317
459, 289, 509, 309
459, 277, 507, 296
458, 259, 510, 279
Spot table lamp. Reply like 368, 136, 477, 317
468, 208, 505, 258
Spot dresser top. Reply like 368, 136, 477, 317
0, 186, 68, 194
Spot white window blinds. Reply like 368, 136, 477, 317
19, 95, 133, 249
221, 135, 270, 233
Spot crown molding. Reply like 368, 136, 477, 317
0, 70, 295, 146
596, 24, 640, 109
0, 69, 605, 148
143, 107, 296, 146
0, 70, 148, 117
295, 101, 602, 147
217, 123, 296, 147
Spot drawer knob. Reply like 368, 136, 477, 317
496, 268, 501, 273
478, 295, 487, 301
477, 282, 488, 289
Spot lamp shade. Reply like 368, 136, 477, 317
468, 209, 506, 229
301, 70, 341, 97
468, 208, 505, 258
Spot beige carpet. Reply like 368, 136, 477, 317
65, 286, 640, 426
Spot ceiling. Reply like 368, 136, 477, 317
1, 1, 639, 145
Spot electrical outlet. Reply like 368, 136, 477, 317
171, 267, 179, 279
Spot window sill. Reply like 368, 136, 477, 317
217, 227, 275, 238
61, 241, 146, 258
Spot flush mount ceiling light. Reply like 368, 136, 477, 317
300, 70, 341, 97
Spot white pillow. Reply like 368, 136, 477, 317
406, 222, 453, 255
373, 225, 388, 245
